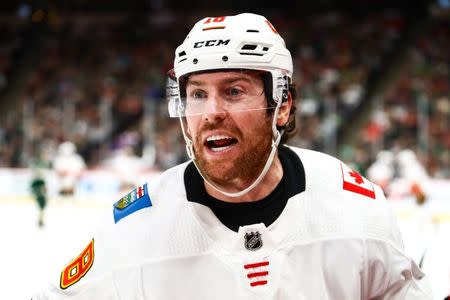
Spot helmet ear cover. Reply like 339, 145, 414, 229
261, 71, 289, 109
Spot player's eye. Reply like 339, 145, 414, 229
225, 87, 244, 100
188, 89, 207, 101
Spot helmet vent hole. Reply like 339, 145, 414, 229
222, 56, 228, 62
239, 53, 263, 56
178, 51, 186, 57
262, 47, 269, 51
246, 29, 259, 33
241, 44, 257, 50
193, 58, 198, 64
202, 26, 226, 31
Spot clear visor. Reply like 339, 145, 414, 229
167, 69, 281, 118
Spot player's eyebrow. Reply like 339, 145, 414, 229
187, 74, 257, 87
222, 76, 254, 85
186, 79, 205, 87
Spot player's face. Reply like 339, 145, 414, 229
184, 71, 273, 187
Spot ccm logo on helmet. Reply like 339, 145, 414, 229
193, 39, 230, 48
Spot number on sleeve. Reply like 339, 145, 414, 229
60, 239, 95, 289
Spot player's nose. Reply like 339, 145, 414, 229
203, 92, 227, 121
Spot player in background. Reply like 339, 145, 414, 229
30, 158, 49, 227
368, 148, 429, 204
102, 145, 148, 192
396, 149, 429, 205
366, 150, 395, 193
32, 13, 432, 299
52, 141, 86, 199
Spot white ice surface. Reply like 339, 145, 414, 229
0, 199, 109, 300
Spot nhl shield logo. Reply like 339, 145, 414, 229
244, 231, 263, 251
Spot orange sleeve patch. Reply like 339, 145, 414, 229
60, 239, 95, 289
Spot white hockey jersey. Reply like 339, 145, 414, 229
33, 146, 433, 299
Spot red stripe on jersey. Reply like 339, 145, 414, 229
244, 261, 269, 269
250, 280, 268, 287
247, 271, 269, 278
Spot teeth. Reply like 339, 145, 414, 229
211, 146, 230, 152
206, 135, 232, 142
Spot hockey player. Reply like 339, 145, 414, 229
396, 149, 429, 205
366, 150, 395, 193
30, 159, 49, 227
52, 141, 86, 198
32, 13, 432, 299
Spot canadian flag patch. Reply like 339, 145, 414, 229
340, 163, 375, 199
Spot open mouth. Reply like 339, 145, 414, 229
205, 135, 238, 152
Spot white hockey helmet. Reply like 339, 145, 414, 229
167, 13, 293, 117
58, 141, 76, 156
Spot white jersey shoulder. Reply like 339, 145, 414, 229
33, 161, 211, 299
105, 161, 210, 260
112, 161, 189, 224
287, 146, 403, 249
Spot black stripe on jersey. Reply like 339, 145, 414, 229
184, 145, 305, 232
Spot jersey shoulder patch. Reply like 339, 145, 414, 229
113, 183, 152, 223
60, 239, 94, 289
340, 163, 376, 199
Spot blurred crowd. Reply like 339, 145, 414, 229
0, 17, 27, 93
360, 20, 449, 178
0, 13, 185, 169
0, 16, 29, 167
0, 10, 448, 180
286, 11, 405, 152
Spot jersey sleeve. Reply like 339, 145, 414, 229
328, 155, 433, 299
32, 275, 119, 300
364, 186, 434, 299
31, 181, 158, 299
31, 228, 151, 300
364, 238, 434, 299
30, 236, 115, 299
293, 147, 434, 299
30, 206, 117, 299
